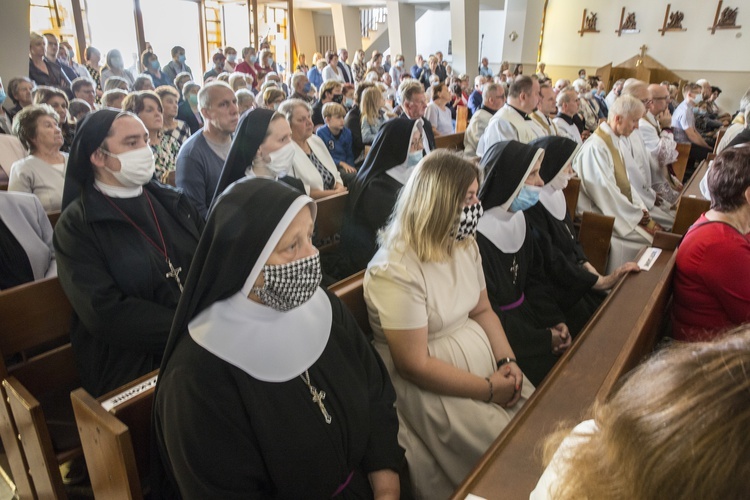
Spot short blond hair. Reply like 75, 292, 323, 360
322, 102, 346, 119
379, 150, 480, 262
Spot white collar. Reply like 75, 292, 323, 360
188, 287, 332, 382
539, 185, 567, 220
477, 206, 526, 253
94, 179, 143, 198
385, 162, 414, 184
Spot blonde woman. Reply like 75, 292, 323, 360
364, 150, 533, 498
360, 86, 386, 145
351, 49, 367, 83
532, 327, 750, 500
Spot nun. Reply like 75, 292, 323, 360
337, 118, 423, 278
476, 141, 571, 386
525, 136, 639, 334
211, 107, 305, 206
53, 109, 203, 396
154, 178, 403, 499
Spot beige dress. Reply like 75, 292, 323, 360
364, 241, 534, 499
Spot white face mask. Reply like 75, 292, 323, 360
264, 142, 295, 177
100, 146, 155, 187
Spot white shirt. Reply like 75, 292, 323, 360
321, 65, 344, 83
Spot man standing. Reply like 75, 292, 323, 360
464, 83, 505, 157
411, 55, 426, 80
434, 52, 447, 82
162, 46, 193, 83
176, 82, 239, 218
337, 48, 353, 84
479, 58, 493, 78
573, 95, 663, 272
554, 87, 583, 144
530, 82, 561, 138
476, 75, 540, 156
397, 80, 436, 152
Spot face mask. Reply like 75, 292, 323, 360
100, 146, 155, 187
397, 60, 404, 68
406, 150, 422, 168
227, 54, 237, 63
692, 93, 703, 104
251, 253, 322, 311
455, 202, 483, 241
265, 142, 295, 177
0, 89, 6, 105
111, 57, 122, 68
303, 82, 312, 93
178, 54, 186, 64
150, 60, 160, 70
267, 58, 274, 66
548, 169, 574, 191
188, 94, 198, 106
344, 97, 353, 108
510, 185, 542, 212
273, 102, 280, 111
332, 94, 343, 104
249, 55, 258, 64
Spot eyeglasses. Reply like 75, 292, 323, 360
651, 96, 668, 101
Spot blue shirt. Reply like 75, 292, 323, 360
307, 67, 323, 91
479, 66, 493, 78
468, 90, 483, 115
316, 125, 354, 168
671, 101, 695, 144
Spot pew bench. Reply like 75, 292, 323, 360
435, 132, 466, 151
673, 159, 711, 235
451, 233, 681, 500
315, 191, 348, 253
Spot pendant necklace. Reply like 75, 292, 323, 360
301, 370, 332, 424
102, 191, 183, 292
510, 256, 519, 285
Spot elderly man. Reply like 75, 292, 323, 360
476, 75, 540, 155
464, 82, 506, 156
573, 95, 663, 272
640, 83, 680, 175
619, 80, 675, 228
605, 79, 625, 109
554, 87, 583, 144
290, 72, 314, 103
397, 79, 436, 152
176, 82, 239, 218
530, 82, 561, 137
479, 58, 493, 78
312, 79, 342, 127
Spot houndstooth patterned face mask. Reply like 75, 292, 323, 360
251, 253, 322, 311
455, 202, 483, 241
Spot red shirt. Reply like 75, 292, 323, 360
672, 214, 750, 341
234, 61, 261, 89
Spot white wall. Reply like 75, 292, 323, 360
541, 0, 750, 109
0, 0, 30, 93
415, 10, 506, 69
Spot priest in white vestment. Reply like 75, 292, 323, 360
573, 96, 664, 273
477, 75, 540, 156
554, 88, 583, 145
530, 82, 562, 139
463, 83, 506, 157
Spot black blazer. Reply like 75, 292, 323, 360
177, 100, 203, 136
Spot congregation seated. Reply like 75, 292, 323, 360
725, 111, 750, 149
364, 150, 532, 498
716, 91, 749, 153
33, 85, 75, 152
463, 82, 506, 157
396, 79, 436, 152
5, 76, 35, 120
176, 81, 238, 218
140, 50, 173, 88
672, 145, 750, 342
0, 191, 56, 290
311, 79, 343, 128
279, 98, 346, 199
154, 178, 402, 499
620, 80, 675, 229
359, 86, 388, 145
477, 75, 540, 156
315, 102, 357, 180
211, 107, 304, 202
28, 32, 72, 98
176, 81, 203, 135
8, 104, 67, 211
530, 81, 563, 138
54, 109, 203, 397
573, 95, 662, 273
155, 85, 191, 146
161, 45, 193, 84
573, 79, 600, 133
338, 118, 423, 278
424, 83, 454, 136
289, 71, 314, 103
100, 49, 135, 91
672, 82, 712, 176
531, 328, 750, 499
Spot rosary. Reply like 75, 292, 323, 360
510, 256, 519, 285
300, 370, 332, 424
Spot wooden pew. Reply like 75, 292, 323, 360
456, 107, 469, 133
671, 142, 692, 183
451, 234, 680, 500
71, 371, 158, 500
435, 132, 466, 151
713, 128, 727, 154
315, 191, 348, 253
562, 177, 580, 222
577, 212, 615, 275
672, 159, 711, 235
328, 270, 371, 338
0, 277, 77, 499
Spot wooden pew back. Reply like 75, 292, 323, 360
673, 159, 710, 235
562, 177, 581, 221
315, 191, 348, 252
435, 132, 466, 151
452, 237, 679, 500
672, 142, 692, 183
455, 107, 469, 133
577, 211, 615, 275
71, 371, 158, 500
328, 270, 371, 338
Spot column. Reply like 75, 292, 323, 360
502, 0, 545, 72
0, 0, 30, 81
330, 5, 362, 52
450, 0, 480, 79
386, 1, 416, 64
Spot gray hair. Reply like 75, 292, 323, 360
481, 83, 501, 105
277, 98, 311, 123
556, 87, 577, 106
198, 81, 232, 110
609, 94, 645, 120
399, 79, 425, 105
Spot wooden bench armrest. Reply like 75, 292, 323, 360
578, 212, 615, 275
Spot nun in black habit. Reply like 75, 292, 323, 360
525, 136, 640, 335
53, 109, 203, 397
336, 118, 423, 278
476, 141, 571, 386
210, 107, 304, 207
154, 177, 403, 499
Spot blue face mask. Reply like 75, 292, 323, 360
509, 185, 542, 212
406, 150, 423, 168
303, 82, 312, 93
249, 55, 258, 64
150, 59, 160, 70
178, 54, 186, 64
0, 89, 6, 105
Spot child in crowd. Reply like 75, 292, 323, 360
316, 102, 356, 183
